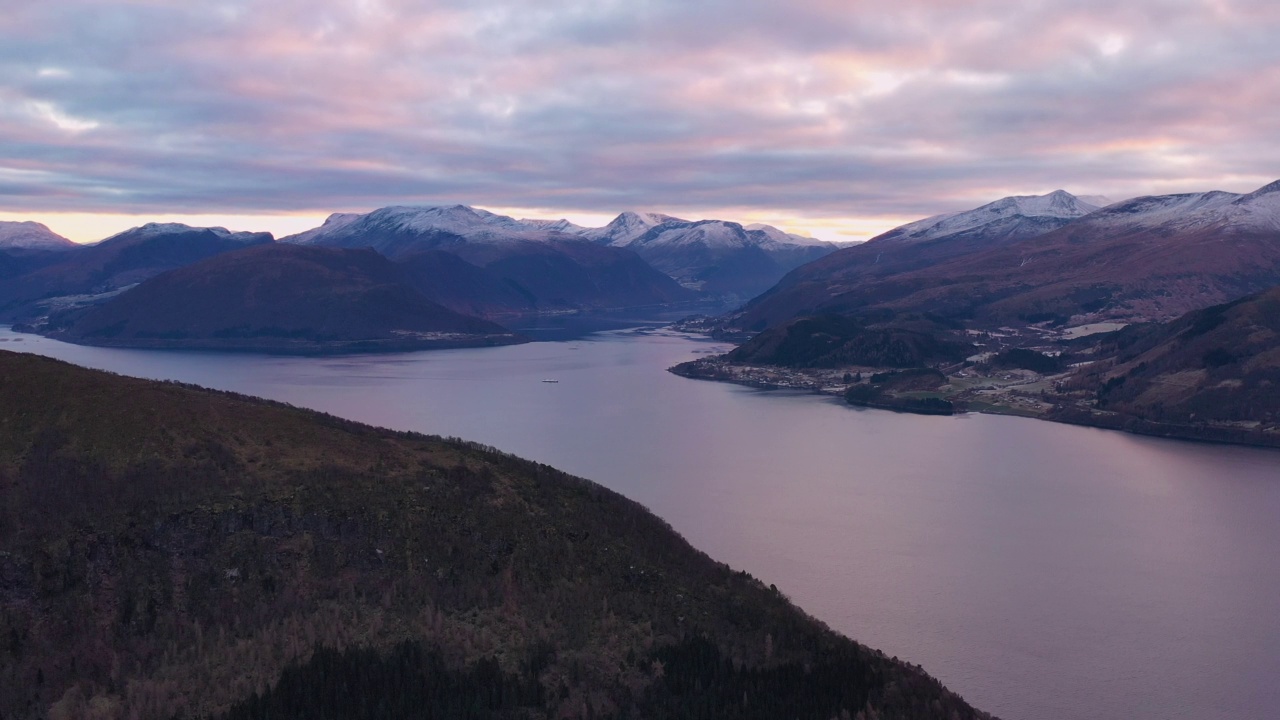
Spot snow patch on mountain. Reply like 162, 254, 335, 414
1044, 180, 1280, 235
519, 218, 588, 234
582, 212, 833, 252
285, 205, 562, 247
0, 221, 75, 250
581, 211, 688, 246
1077, 195, 1116, 208
99, 223, 271, 246
745, 223, 830, 247
879, 190, 1102, 244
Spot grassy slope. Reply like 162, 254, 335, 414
0, 351, 989, 720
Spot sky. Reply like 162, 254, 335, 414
2, 0, 1279, 243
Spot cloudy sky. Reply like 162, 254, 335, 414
2, 0, 1279, 242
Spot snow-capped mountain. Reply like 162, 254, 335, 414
0, 221, 76, 251
284, 205, 565, 257
282, 205, 694, 312
518, 218, 588, 234
734, 179, 1280, 330
1077, 181, 1280, 235
95, 222, 271, 248
744, 223, 831, 247
283, 204, 836, 299
581, 212, 688, 246
575, 212, 837, 297
584, 212, 826, 251
0, 223, 275, 322
874, 190, 1103, 245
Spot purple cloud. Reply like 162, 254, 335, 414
2, 0, 1278, 230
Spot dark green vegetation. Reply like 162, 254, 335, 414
1050, 286, 1280, 446
726, 315, 970, 369
845, 369, 955, 416
44, 244, 522, 353
0, 351, 990, 720
223, 636, 927, 720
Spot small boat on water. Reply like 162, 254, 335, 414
541, 379, 559, 383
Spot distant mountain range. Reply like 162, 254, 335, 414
284, 206, 695, 313
580, 212, 836, 298
733, 180, 1280, 331
1, 205, 833, 353
0, 223, 272, 321
286, 205, 836, 300
12, 181, 1280, 362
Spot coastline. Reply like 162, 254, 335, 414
669, 356, 1280, 450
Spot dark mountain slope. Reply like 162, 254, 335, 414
1049, 286, 1280, 445
0, 351, 990, 720
46, 244, 520, 353
0, 248, 70, 282
449, 239, 696, 310
0, 223, 272, 321
395, 250, 537, 317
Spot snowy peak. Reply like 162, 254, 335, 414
1047, 181, 1280, 234
1242, 179, 1280, 200
1228, 180, 1280, 230
745, 223, 830, 247
582, 212, 832, 251
322, 212, 363, 228
0, 221, 75, 251
99, 223, 272, 246
583, 211, 688, 246
877, 190, 1101, 245
519, 218, 587, 234
285, 213, 362, 245
285, 205, 563, 249
973, 190, 1100, 221
638, 220, 754, 250
1102, 191, 1239, 219
1015, 189, 1100, 216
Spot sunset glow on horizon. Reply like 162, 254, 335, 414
3, 1, 1279, 241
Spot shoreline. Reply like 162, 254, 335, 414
669, 356, 1280, 451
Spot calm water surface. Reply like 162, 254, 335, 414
3, 326, 1278, 720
